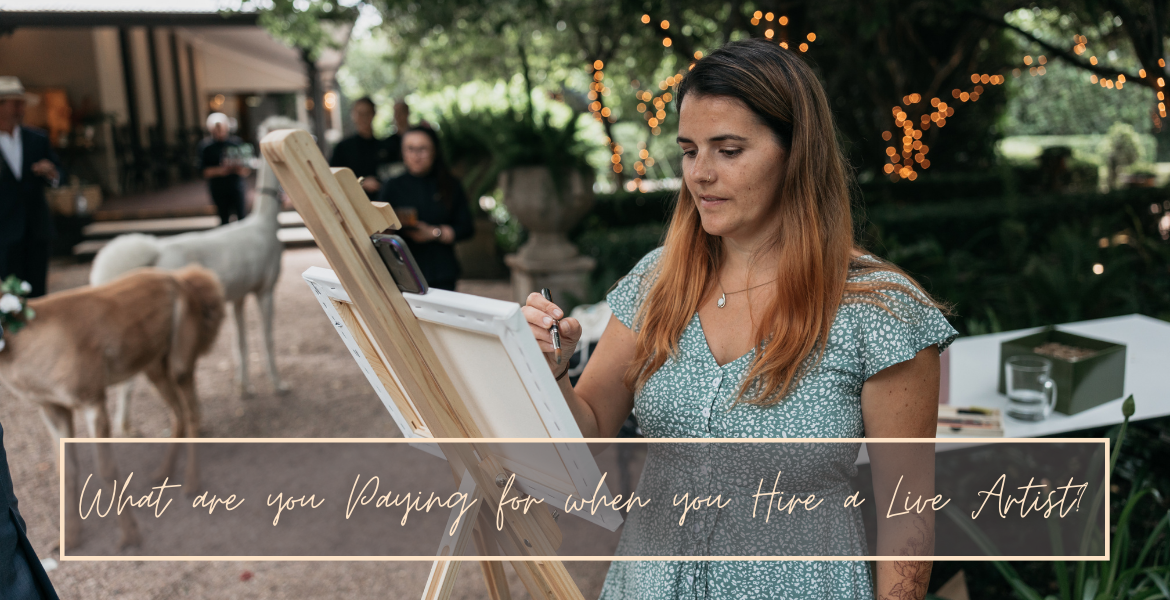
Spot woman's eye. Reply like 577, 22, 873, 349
681, 149, 697, 158
720, 148, 742, 157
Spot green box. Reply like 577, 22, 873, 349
997, 327, 1126, 416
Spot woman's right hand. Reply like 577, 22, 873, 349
522, 292, 582, 377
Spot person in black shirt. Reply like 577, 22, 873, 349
199, 113, 251, 225
330, 97, 398, 200
378, 126, 473, 291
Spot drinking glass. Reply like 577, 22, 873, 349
396, 207, 418, 228
1005, 356, 1058, 421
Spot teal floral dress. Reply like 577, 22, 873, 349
598, 247, 959, 600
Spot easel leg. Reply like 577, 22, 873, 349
473, 503, 550, 600
422, 561, 462, 600
486, 511, 583, 600
472, 518, 510, 600
505, 558, 583, 600
421, 470, 481, 600
462, 471, 580, 600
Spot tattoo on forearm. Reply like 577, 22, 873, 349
879, 514, 932, 600
878, 561, 932, 600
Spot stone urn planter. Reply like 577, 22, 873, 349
499, 165, 597, 306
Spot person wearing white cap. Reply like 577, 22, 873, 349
198, 111, 251, 225
0, 76, 61, 300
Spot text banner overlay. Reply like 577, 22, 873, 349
60, 439, 1108, 560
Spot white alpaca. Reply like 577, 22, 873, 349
90, 116, 304, 435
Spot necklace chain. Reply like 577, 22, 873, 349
716, 275, 778, 308
718, 277, 778, 296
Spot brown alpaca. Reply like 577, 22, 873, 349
0, 266, 225, 550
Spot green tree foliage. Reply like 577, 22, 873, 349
996, 7, 1156, 137
237, 0, 359, 59
1004, 61, 1152, 135
1104, 122, 1143, 166
248, 0, 1169, 178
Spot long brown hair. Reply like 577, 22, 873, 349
624, 39, 947, 406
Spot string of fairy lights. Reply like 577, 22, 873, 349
616, 11, 818, 189
883, 27, 1167, 181
598, 15, 1156, 184
746, 11, 816, 52
586, 59, 623, 178
1139, 58, 1167, 128
877, 73, 1002, 181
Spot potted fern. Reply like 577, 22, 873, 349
488, 108, 597, 305
495, 110, 594, 258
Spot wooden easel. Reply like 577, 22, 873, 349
260, 129, 584, 600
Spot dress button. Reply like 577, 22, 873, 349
712, 376, 722, 387
701, 408, 711, 418
693, 522, 701, 533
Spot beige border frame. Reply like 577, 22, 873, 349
59, 437, 1110, 562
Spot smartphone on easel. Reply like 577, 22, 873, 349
371, 232, 429, 294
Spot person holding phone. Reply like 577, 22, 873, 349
523, 40, 957, 599
377, 126, 473, 291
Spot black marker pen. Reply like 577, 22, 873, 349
540, 288, 562, 365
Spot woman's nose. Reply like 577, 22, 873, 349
689, 154, 714, 185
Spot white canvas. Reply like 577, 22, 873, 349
302, 266, 623, 531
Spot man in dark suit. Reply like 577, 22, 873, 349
0, 422, 59, 599
0, 77, 61, 600
0, 77, 61, 298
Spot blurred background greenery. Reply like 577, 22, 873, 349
243, 1, 1170, 596
255, 0, 1170, 336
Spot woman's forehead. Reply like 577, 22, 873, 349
678, 95, 762, 137
403, 131, 432, 144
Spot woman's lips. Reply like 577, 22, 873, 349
699, 195, 728, 207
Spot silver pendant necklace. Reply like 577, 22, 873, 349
717, 276, 778, 308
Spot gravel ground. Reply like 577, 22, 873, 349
1, 247, 611, 599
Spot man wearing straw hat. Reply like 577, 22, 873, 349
0, 76, 60, 299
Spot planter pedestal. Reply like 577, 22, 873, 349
499, 165, 596, 306
454, 217, 506, 279
504, 252, 596, 307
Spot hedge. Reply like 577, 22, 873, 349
572, 187, 1170, 333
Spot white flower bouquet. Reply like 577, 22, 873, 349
0, 275, 35, 352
